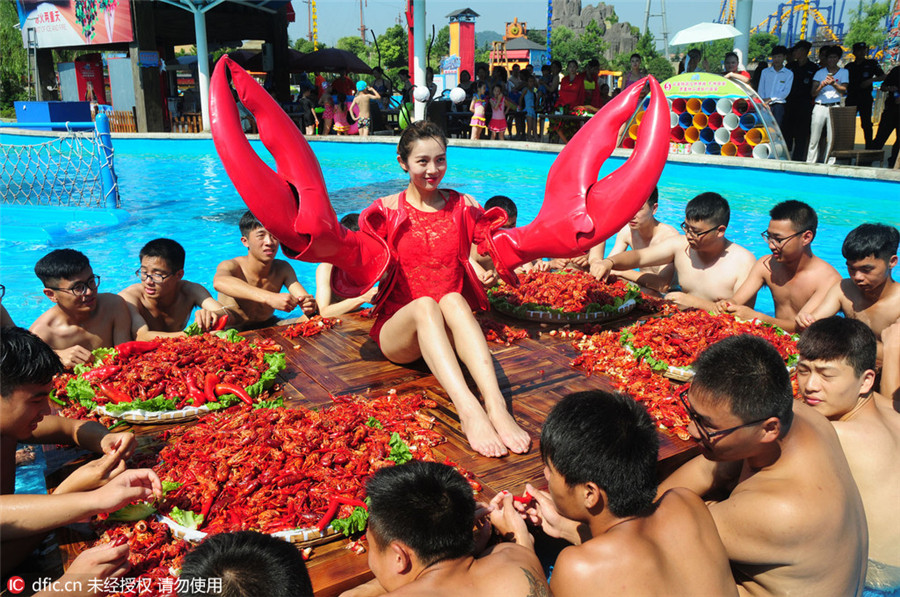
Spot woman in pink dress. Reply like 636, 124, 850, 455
361, 121, 530, 457
469, 82, 487, 140
488, 84, 517, 141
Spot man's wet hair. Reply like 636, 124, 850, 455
339, 213, 361, 232
34, 249, 91, 287
239, 211, 265, 237
842, 223, 899, 263
692, 335, 794, 432
397, 120, 447, 164
685, 192, 730, 228
484, 196, 517, 220
366, 461, 474, 567
541, 391, 658, 518
646, 187, 660, 207
769, 200, 818, 238
139, 238, 186, 272
179, 531, 313, 597
0, 327, 63, 397
797, 317, 877, 377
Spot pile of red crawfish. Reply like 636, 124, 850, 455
476, 315, 531, 346
490, 270, 638, 314
151, 392, 478, 535
283, 316, 341, 339
621, 310, 800, 369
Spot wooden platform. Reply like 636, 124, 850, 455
55, 311, 696, 597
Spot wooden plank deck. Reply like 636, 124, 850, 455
54, 311, 696, 597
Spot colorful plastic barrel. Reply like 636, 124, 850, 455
732, 98, 750, 115
701, 98, 718, 115
737, 143, 753, 157
691, 141, 706, 154
684, 126, 700, 143
752, 143, 771, 159
686, 97, 703, 115
699, 127, 716, 144
739, 113, 757, 130
628, 124, 640, 140
634, 110, 645, 124
671, 98, 687, 114
707, 112, 723, 130
641, 97, 651, 110
692, 112, 708, 128
679, 112, 694, 128
671, 126, 685, 142
706, 142, 721, 155
716, 98, 734, 116
721, 142, 738, 156
670, 112, 679, 128
723, 113, 740, 131
714, 127, 731, 145
622, 137, 636, 149
730, 128, 746, 144
744, 127, 770, 146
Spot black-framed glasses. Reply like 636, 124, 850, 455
0, 284, 5, 300
760, 230, 804, 247
677, 386, 770, 442
46, 275, 100, 296
135, 269, 174, 284
680, 222, 719, 239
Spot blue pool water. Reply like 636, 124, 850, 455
1, 134, 899, 327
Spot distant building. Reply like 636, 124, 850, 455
489, 37, 549, 68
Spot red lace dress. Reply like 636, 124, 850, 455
370, 193, 465, 344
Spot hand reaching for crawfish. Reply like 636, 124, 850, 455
55, 448, 127, 495
298, 293, 318, 316
489, 491, 534, 548
100, 431, 136, 459
519, 483, 584, 545
37, 542, 130, 597
92, 468, 163, 514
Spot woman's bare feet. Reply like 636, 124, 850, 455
459, 408, 508, 458
487, 405, 531, 454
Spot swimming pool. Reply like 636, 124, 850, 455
1, 134, 899, 327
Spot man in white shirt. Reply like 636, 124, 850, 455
807, 45, 849, 163
758, 45, 794, 129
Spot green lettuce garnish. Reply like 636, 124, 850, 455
330, 504, 369, 537
365, 416, 383, 429
73, 347, 118, 376
183, 322, 202, 336
244, 352, 286, 398
169, 506, 203, 530
212, 329, 244, 343
64, 377, 97, 410
102, 395, 177, 414
162, 481, 183, 494
205, 393, 242, 412
108, 503, 157, 521
388, 432, 412, 465
253, 397, 284, 410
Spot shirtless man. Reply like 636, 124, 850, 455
119, 238, 228, 337
214, 211, 316, 330
0, 327, 154, 578
659, 335, 867, 597
797, 223, 900, 360
714, 200, 840, 331
883, 322, 900, 405
341, 460, 548, 597
588, 187, 679, 295
592, 192, 756, 310
316, 215, 377, 317
351, 82, 381, 137
490, 390, 735, 597
796, 317, 900, 594
0, 283, 14, 326
30, 249, 131, 368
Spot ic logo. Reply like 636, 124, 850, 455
7, 576, 24, 594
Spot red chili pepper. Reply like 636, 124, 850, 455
115, 340, 161, 358
512, 492, 534, 505
98, 383, 131, 404
184, 373, 207, 407
199, 493, 216, 526
81, 365, 121, 381
204, 373, 220, 404
211, 314, 229, 332
316, 498, 341, 534
333, 496, 367, 510
215, 382, 253, 406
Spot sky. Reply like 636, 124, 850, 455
286, 0, 856, 51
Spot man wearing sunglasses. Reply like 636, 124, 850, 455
714, 200, 840, 332
659, 335, 867, 597
796, 317, 900, 595
592, 192, 755, 311
30, 249, 132, 368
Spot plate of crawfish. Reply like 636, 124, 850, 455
619, 310, 800, 381
488, 270, 641, 323
51, 332, 286, 423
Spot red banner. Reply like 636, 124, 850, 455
17, 0, 133, 49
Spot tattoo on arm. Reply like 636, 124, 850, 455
522, 567, 550, 597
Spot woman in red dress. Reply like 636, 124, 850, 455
361, 121, 530, 458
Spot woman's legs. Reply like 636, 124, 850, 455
378, 297, 509, 457
438, 294, 531, 453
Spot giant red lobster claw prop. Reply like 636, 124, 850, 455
210, 57, 669, 291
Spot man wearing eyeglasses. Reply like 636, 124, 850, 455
796, 317, 900, 595
29, 249, 132, 368
714, 201, 840, 332
659, 335, 868, 597
592, 192, 756, 311
0, 284, 13, 327
119, 238, 229, 337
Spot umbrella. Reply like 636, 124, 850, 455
227, 49, 308, 73
670, 22, 743, 46
296, 49, 373, 74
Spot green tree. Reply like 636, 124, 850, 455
613, 31, 673, 83
748, 32, 779, 62
576, 19, 610, 66
374, 24, 408, 69
1, 0, 28, 112
844, 0, 889, 49
293, 38, 326, 53
526, 28, 547, 46
428, 25, 450, 68
337, 36, 369, 62
549, 25, 578, 64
